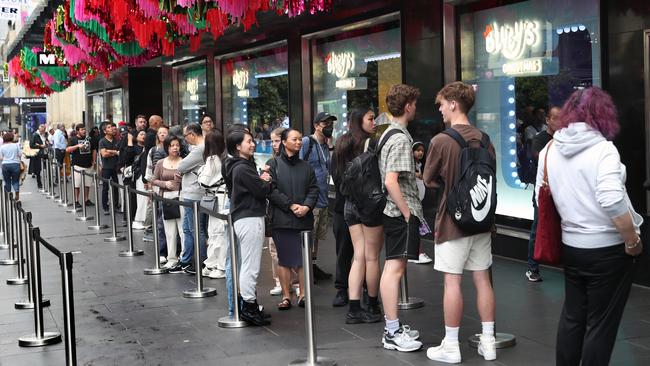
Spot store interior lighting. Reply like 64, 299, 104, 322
363, 52, 401, 63
254, 70, 288, 79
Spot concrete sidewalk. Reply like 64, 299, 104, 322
1, 176, 649, 365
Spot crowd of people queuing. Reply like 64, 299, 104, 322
3, 80, 642, 365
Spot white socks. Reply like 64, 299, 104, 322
385, 317, 400, 335
482, 321, 495, 337
445, 326, 459, 343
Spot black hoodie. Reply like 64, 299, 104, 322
223, 156, 271, 223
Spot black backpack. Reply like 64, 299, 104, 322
443, 128, 497, 234
340, 129, 403, 218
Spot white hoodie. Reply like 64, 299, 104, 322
536, 122, 643, 249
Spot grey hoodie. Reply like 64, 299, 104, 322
178, 143, 205, 201
535, 122, 642, 249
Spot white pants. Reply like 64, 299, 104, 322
234, 217, 265, 302
162, 191, 184, 264
134, 178, 148, 223
205, 215, 227, 271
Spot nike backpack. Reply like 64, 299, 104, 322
339, 129, 403, 218
443, 128, 497, 234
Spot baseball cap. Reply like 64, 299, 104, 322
313, 112, 337, 125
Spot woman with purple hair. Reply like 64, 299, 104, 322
535, 87, 643, 366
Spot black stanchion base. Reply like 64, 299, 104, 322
104, 236, 126, 242
18, 331, 62, 347
218, 316, 249, 328
289, 357, 337, 366
88, 225, 109, 230
183, 287, 217, 298
119, 250, 144, 257
75, 216, 94, 222
15, 298, 51, 309
398, 297, 424, 310
6, 277, 28, 285
0, 259, 18, 265
144, 267, 169, 275
468, 333, 516, 349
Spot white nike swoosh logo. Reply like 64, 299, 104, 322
471, 176, 492, 222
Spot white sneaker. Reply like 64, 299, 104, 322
427, 338, 461, 363
269, 286, 282, 296
132, 221, 146, 230
163, 260, 177, 269
409, 253, 433, 264
382, 328, 422, 352
478, 334, 497, 361
159, 256, 167, 265
202, 267, 212, 277
208, 269, 226, 279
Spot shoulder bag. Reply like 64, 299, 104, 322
533, 141, 562, 265
162, 191, 181, 220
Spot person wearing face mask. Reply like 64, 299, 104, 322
300, 112, 336, 282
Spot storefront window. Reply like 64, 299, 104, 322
89, 94, 104, 126
178, 62, 208, 125
106, 89, 123, 123
459, 0, 600, 219
312, 20, 402, 141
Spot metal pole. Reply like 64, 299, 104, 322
397, 269, 424, 310
47, 159, 56, 200
104, 182, 126, 242
38, 156, 46, 194
59, 162, 71, 207
144, 196, 167, 275
88, 173, 108, 230
7, 204, 28, 285
218, 214, 249, 328
66, 167, 79, 213
289, 231, 336, 366
42, 156, 51, 197
184, 201, 216, 298
60, 252, 77, 366
0, 190, 7, 249
75, 172, 93, 221
0, 196, 18, 265
55, 162, 64, 203
119, 186, 143, 257
468, 267, 516, 349
15, 213, 50, 310
19, 228, 62, 347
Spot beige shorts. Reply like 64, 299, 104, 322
434, 232, 492, 274
312, 207, 330, 241
73, 166, 94, 188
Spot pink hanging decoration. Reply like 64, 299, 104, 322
135, 0, 162, 18
62, 44, 90, 64
216, 0, 247, 18
39, 71, 55, 86
189, 32, 202, 52
176, 0, 197, 8
169, 13, 197, 35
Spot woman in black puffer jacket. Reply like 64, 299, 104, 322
268, 128, 319, 310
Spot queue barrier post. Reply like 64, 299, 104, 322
45, 156, 54, 199
218, 214, 249, 328
289, 231, 336, 366
0, 189, 8, 249
87, 172, 108, 230
15, 212, 51, 310
18, 227, 62, 347
58, 162, 71, 207
55, 162, 64, 204
74, 172, 93, 222
183, 201, 216, 298
104, 179, 126, 242
47, 159, 59, 200
144, 195, 168, 275
7, 202, 28, 285
60, 252, 78, 366
0, 194, 18, 265
119, 186, 143, 257
397, 268, 424, 310
38, 156, 46, 194
66, 168, 80, 214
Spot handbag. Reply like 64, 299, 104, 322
22, 141, 38, 157
533, 141, 562, 265
162, 197, 181, 220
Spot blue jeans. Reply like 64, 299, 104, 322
527, 200, 540, 273
2, 163, 20, 193
181, 198, 208, 265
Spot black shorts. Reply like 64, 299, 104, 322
344, 200, 382, 227
383, 214, 421, 260
55, 149, 65, 165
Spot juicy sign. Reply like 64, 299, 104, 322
484, 20, 541, 61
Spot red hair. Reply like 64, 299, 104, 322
559, 87, 619, 140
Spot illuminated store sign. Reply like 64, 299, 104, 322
484, 19, 541, 60
327, 52, 355, 79
233, 69, 249, 90
502, 57, 542, 76
186, 77, 199, 102
335, 77, 368, 91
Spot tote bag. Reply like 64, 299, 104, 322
533, 141, 562, 265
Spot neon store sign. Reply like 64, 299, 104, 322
326, 51, 355, 79
186, 77, 199, 102
484, 19, 541, 61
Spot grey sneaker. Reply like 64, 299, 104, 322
382, 328, 422, 352
525, 270, 543, 282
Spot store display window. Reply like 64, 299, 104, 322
106, 89, 123, 123
178, 62, 208, 125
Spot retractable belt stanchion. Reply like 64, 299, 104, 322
61, 252, 78, 366
0, 195, 18, 265
468, 268, 516, 349
45, 158, 54, 199
104, 179, 126, 242
144, 195, 167, 275
218, 214, 249, 328
15, 212, 50, 310
55, 162, 64, 204
59, 162, 71, 207
0, 190, 8, 249
88, 172, 108, 230
67, 168, 80, 214
7, 202, 28, 285
38, 156, 46, 194
19, 227, 62, 347
290, 231, 336, 366
49, 159, 59, 200
119, 186, 143, 257
397, 268, 424, 310
183, 201, 216, 298
74, 172, 93, 222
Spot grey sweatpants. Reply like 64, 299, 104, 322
233, 216, 265, 302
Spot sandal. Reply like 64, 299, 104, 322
278, 298, 292, 310
298, 296, 305, 308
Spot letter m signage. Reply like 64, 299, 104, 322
37, 52, 65, 66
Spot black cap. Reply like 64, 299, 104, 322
313, 112, 337, 125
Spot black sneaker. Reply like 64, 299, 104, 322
345, 309, 382, 324
183, 264, 196, 275
525, 270, 543, 282
168, 263, 184, 274
313, 264, 332, 281
240, 300, 271, 326
85, 200, 95, 207
103, 210, 110, 216
332, 289, 349, 307
74, 201, 81, 208
368, 304, 383, 317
